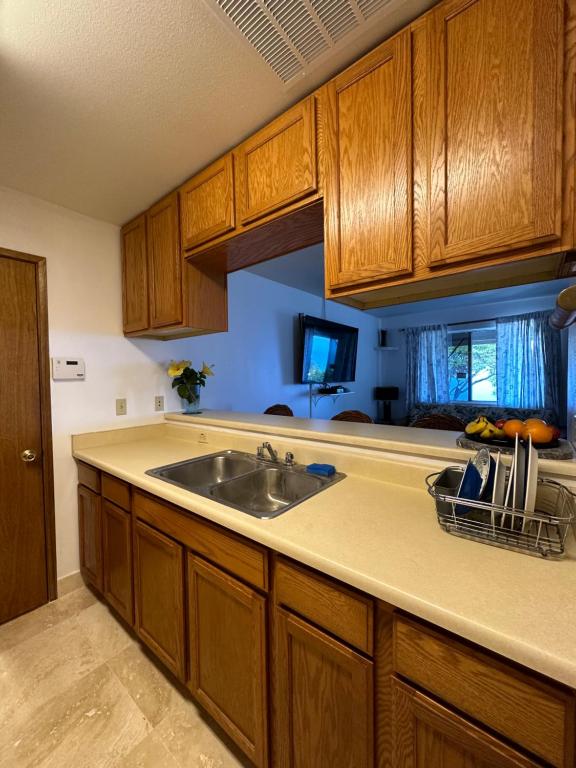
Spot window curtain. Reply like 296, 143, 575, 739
405, 325, 449, 412
496, 311, 561, 416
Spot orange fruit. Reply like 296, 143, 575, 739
521, 422, 555, 444
523, 418, 547, 428
502, 419, 524, 439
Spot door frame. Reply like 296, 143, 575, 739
1, 246, 57, 601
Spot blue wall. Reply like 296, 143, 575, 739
163, 270, 380, 420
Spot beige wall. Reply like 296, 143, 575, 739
0, 186, 188, 578
0, 185, 381, 579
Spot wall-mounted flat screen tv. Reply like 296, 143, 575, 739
297, 314, 358, 384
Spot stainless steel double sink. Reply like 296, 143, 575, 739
146, 450, 345, 519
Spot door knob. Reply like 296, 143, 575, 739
20, 449, 37, 463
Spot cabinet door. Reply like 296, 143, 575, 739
121, 214, 149, 333
102, 499, 133, 625
147, 192, 182, 328
324, 30, 412, 289
180, 155, 235, 250
274, 607, 373, 768
188, 555, 268, 767
78, 485, 102, 592
236, 97, 317, 225
393, 678, 540, 767
134, 520, 185, 679
427, 0, 564, 266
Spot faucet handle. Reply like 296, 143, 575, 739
256, 445, 265, 459
284, 451, 295, 466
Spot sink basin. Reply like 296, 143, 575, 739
210, 466, 330, 518
146, 450, 345, 519
146, 450, 260, 490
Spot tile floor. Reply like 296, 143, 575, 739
0, 587, 250, 768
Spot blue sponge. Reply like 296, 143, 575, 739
306, 463, 336, 477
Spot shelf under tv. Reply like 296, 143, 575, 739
308, 384, 355, 415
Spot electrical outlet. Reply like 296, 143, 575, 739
116, 398, 127, 416
154, 395, 164, 412
199, 432, 208, 444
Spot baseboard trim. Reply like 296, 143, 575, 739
57, 570, 83, 597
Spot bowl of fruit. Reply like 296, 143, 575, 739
464, 415, 561, 447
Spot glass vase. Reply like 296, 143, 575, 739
182, 384, 201, 414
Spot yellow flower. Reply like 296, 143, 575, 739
201, 362, 214, 377
167, 360, 190, 378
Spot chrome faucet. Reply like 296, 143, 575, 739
257, 441, 278, 462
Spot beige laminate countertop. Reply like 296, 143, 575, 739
165, 410, 576, 480
72, 418, 576, 689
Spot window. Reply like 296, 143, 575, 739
448, 323, 497, 403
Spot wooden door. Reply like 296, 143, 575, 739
121, 214, 149, 332
324, 30, 412, 290
427, 0, 564, 266
274, 607, 373, 768
78, 484, 103, 592
236, 97, 317, 225
147, 192, 182, 328
180, 155, 235, 250
134, 519, 185, 679
187, 554, 268, 767
102, 499, 133, 625
393, 679, 540, 767
0, 255, 52, 623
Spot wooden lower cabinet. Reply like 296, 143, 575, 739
187, 554, 268, 767
78, 484, 103, 592
102, 499, 133, 625
392, 679, 540, 767
76, 471, 576, 768
133, 519, 186, 680
274, 606, 374, 768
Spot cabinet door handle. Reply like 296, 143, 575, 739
20, 449, 37, 463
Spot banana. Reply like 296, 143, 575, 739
465, 415, 490, 436
479, 423, 506, 440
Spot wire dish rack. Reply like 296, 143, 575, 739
426, 467, 576, 559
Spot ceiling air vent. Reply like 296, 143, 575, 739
206, 0, 395, 84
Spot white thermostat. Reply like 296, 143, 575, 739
52, 357, 85, 380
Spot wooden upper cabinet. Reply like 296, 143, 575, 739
236, 97, 318, 225
180, 154, 235, 250
121, 214, 148, 333
427, 0, 564, 266
393, 679, 541, 768
147, 192, 182, 328
324, 30, 412, 291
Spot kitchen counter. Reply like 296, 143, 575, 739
165, 409, 576, 480
73, 417, 576, 689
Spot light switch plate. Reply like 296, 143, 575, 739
116, 398, 127, 416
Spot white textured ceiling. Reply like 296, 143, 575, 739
0, 0, 435, 224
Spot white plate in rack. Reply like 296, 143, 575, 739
524, 435, 539, 516
491, 453, 506, 526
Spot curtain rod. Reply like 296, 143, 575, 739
388, 309, 557, 334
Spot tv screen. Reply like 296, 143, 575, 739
298, 315, 358, 384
